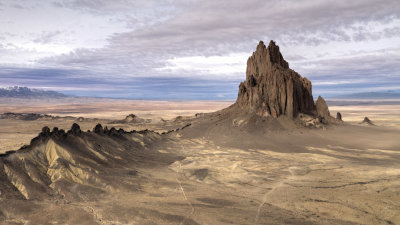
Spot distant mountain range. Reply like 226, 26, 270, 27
331, 91, 400, 99
0, 86, 67, 98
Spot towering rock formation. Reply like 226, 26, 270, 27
235, 40, 315, 118
316, 96, 330, 119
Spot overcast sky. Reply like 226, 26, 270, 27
0, 0, 399, 99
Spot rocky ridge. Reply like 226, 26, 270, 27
0, 123, 172, 201
110, 114, 152, 124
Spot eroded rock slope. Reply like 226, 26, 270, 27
0, 123, 175, 201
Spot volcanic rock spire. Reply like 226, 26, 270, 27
236, 40, 315, 118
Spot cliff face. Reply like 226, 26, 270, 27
236, 40, 315, 118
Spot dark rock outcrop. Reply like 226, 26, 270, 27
336, 112, 342, 121
361, 117, 375, 125
68, 123, 82, 135
40, 126, 51, 137
235, 40, 315, 118
93, 123, 104, 134
51, 127, 65, 137
29, 126, 67, 146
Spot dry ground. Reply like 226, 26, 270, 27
0, 98, 399, 225
0, 98, 231, 153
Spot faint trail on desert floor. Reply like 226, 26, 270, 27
176, 162, 195, 225
61, 202, 112, 225
253, 167, 295, 225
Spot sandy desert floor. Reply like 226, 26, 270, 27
0, 98, 399, 225
0, 98, 232, 153
1, 98, 399, 154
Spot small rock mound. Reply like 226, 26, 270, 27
125, 114, 139, 122
92, 123, 131, 136
361, 117, 375, 125
125, 114, 151, 123
174, 116, 183, 121
110, 114, 150, 124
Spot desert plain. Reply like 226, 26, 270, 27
0, 97, 399, 225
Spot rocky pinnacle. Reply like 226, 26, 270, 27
236, 40, 315, 118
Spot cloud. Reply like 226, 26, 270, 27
156, 53, 247, 79
33, 30, 63, 44
43, 0, 400, 70
0, 0, 400, 98
0, 67, 240, 99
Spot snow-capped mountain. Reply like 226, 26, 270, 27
0, 86, 67, 98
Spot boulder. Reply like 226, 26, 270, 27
316, 96, 330, 119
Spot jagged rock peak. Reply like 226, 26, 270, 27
93, 123, 104, 134
250, 40, 289, 69
268, 40, 288, 68
236, 40, 315, 118
28, 126, 66, 146
41, 126, 51, 136
92, 123, 128, 136
68, 123, 82, 135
